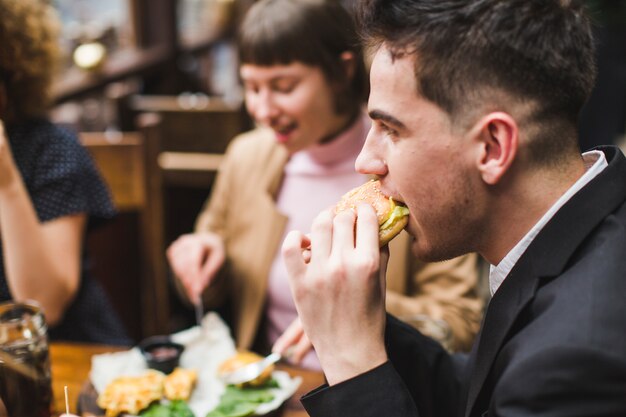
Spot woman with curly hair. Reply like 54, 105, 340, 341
0, 0, 130, 344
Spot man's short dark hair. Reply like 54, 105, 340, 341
357, 0, 596, 163
239, 0, 368, 115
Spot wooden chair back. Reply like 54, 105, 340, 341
80, 114, 170, 339
80, 132, 146, 210
112, 92, 251, 188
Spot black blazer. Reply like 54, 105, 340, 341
302, 146, 626, 417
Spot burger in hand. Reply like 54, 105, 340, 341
334, 179, 409, 247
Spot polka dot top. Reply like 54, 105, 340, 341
0, 119, 131, 345
5, 119, 116, 226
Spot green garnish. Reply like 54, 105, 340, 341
205, 401, 258, 417
205, 381, 278, 417
140, 400, 195, 417
380, 204, 410, 230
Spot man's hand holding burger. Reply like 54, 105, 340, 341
280, 180, 409, 379
334, 180, 409, 247
166, 232, 225, 303
283, 202, 391, 385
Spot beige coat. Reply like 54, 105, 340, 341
194, 128, 483, 352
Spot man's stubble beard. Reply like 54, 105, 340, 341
410, 173, 481, 263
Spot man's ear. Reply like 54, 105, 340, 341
473, 112, 518, 185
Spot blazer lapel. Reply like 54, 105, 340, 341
464, 256, 539, 417
465, 146, 626, 416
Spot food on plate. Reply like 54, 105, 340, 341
334, 179, 410, 246
140, 399, 195, 417
218, 351, 275, 388
97, 370, 165, 417
164, 367, 198, 401
212, 351, 283, 415
206, 385, 276, 417
97, 367, 199, 416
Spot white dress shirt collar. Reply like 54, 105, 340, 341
489, 150, 608, 296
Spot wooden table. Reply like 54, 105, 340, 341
50, 342, 325, 417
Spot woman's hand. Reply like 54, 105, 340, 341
282, 205, 389, 385
272, 317, 313, 365
167, 232, 226, 303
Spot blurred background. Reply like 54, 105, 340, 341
51, 0, 248, 128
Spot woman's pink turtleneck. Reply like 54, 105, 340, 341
264, 113, 370, 370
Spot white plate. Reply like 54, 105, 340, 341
90, 312, 302, 416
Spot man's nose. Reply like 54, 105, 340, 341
355, 129, 387, 176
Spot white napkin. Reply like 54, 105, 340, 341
90, 312, 302, 416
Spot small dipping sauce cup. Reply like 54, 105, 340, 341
138, 335, 184, 374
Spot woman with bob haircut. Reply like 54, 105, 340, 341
167, 0, 483, 369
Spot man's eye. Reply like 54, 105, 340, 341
380, 123, 398, 138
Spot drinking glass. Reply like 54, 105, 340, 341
0, 301, 53, 417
